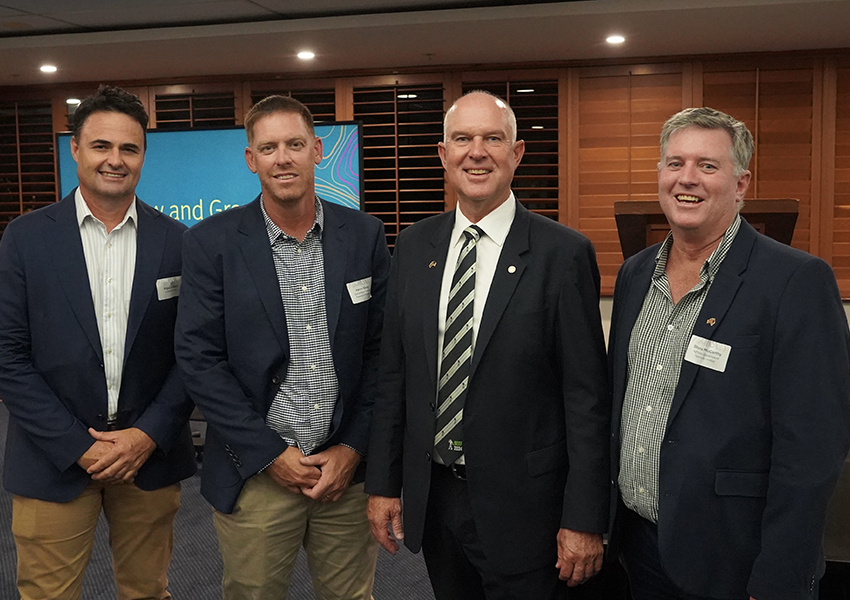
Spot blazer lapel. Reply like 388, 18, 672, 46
612, 251, 655, 415
470, 201, 529, 375
424, 213, 455, 388
49, 194, 103, 361
238, 199, 289, 351
666, 220, 756, 427
321, 202, 346, 347
124, 201, 165, 361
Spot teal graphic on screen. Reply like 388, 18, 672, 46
57, 123, 363, 227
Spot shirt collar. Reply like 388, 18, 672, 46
74, 186, 137, 231
452, 192, 517, 247
653, 213, 742, 282
261, 195, 324, 244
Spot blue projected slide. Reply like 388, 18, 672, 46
57, 122, 363, 227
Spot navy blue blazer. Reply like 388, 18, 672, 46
175, 197, 390, 514
0, 191, 197, 502
365, 200, 610, 575
610, 219, 850, 600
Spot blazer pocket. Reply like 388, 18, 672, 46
526, 440, 568, 477
732, 335, 761, 349
715, 469, 769, 497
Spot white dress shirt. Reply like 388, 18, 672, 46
435, 194, 517, 464
75, 188, 137, 420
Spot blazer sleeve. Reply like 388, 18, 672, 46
133, 363, 193, 454
0, 224, 94, 471
748, 256, 850, 600
557, 236, 612, 533
332, 219, 390, 454
364, 235, 407, 497
175, 227, 288, 478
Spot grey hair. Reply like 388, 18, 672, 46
443, 90, 517, 145
660, 107, 754, 176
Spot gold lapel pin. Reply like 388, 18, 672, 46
508, 265, 516, 274
706, 318, 716, 326
428, 261, 437, 269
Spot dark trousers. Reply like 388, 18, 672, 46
420, 462, 568, 600
620, 506, 737, 600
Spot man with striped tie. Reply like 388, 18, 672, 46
366, 90, 611, 600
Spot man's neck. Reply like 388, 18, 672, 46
81, 190, 134, 233
263, 193, 317, 242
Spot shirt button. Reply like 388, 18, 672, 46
667, 324, 675, 331
310, 364, 316, 370
106, 348, 112, 355
297, 248, 302, 254
313, 404, 320, 410
638, 486, 646, 494
645, 405, 652, 412
306, 324, 312, 331
106, 312, 112, 319
656, 364, 663, 371
638, 446, 645, 453
107, 277, 113, 283
301, 285, 307, 292
107, 243, 112, 249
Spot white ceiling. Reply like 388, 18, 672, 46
0, 0, 848, 87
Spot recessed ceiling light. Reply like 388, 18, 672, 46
606, 35, 625, 45
297, 51, 315, 60
397, 94, 418, 99
66, 98, 81, 106
516, 88, 535, 93
531, 125, 544, 130
40, 64, 57, 73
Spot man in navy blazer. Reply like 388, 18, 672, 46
175, 96, 389, 599
0, 85, 196, 600
610, 107, 850, 600
366, 91, 610, 599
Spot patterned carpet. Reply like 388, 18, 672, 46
0, 403, 434, 600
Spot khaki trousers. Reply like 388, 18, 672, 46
12, 481, 180, 600
214, 473, 377, 600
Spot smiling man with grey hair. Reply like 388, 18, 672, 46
609, 106, 850, 600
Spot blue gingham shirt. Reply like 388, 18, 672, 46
619, 215, 741, 522
262, 197, 339, 455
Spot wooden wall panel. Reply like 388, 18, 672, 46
832, 67, 850, 293
577, 68, 682, 294
702, 63, 815, 253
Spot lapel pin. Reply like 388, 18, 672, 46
428, 261, 437, 269
706, 318, 716, 326
507, 265, 516, 274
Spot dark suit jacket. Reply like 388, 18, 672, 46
175, 197, 390, 514
365, 200, 610, 575
610, 219, 850, 600
0, 191, 197, 502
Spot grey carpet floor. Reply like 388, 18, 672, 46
0, 403, 435, 600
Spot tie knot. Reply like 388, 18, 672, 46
463, 225, 482, 243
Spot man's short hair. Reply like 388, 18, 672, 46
72, 85, 148, 149
660, 107, 754, 176
244, 95, 315, 145
444, 90, 518, 145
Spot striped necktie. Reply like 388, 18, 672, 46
434, 225, 482, 466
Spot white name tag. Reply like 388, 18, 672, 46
684, 334, 731, 373
346, 276, 372, 305
156, 276, 181, 301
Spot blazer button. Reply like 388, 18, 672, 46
429, 403, 435, 412
425, 452, 431, 461
272, 376, 280, 384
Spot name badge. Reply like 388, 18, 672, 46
156, 276, 181, 301
684, 334, 730, 373
346, 276, 372, 305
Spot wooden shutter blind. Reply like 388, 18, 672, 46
155, 91, 236, 129
832, 66, 850, 293
0, 101, 56, 239
353, 84, 444, 248
250, 89, 336, 123
461, 80, 560, 220
702, 64, 815, 252
577, 68, 683, 294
